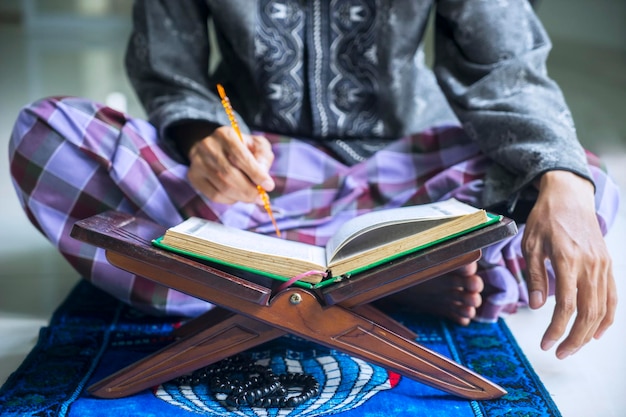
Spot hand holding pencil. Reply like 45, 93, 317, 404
181, 88, 279, 235
216, 84, 281, 237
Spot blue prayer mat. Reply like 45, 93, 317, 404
0, 281, 561, 417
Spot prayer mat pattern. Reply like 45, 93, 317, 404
0, 281, 561, 417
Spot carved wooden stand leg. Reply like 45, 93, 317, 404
89, 309, 285, 398
90, 283, 505, 400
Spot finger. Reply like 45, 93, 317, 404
229, 134, 275, 191
250, 134, 275, 167
186, 157, 243, 204
191, 130, 262, 202
595, 265, 617, 340
554, 275, 599, 359
187, 167, 237, 204
250, 135, 276, 191
539, 256, 577, 353
209, 167, 261, 203
554, 244, 611, 357
188, 146, 259, 203
521, 229, 549, 310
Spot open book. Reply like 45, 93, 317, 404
153, 199, 499, 285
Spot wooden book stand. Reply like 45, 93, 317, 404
70, 211, 517, 400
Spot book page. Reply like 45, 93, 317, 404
328, 219, 447, 264
169, 217, 327, 266
325, 199, 482, 262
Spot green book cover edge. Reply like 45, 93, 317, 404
152, 213, 502, 290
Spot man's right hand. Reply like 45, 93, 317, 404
186, 126, 275, 204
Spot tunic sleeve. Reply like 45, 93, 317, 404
125, 0, 247, 146
433, 0, 593, 206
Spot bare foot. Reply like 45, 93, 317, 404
377, 262, 484, 326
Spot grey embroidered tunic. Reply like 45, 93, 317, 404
125, 0, 592, 209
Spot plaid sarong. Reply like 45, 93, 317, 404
9, 97, 621, 319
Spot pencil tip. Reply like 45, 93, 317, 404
216, 84, 226, 99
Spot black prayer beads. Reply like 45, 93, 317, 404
173, 356, 320, 408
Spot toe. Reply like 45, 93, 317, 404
445, 285, 483, 308
462, 290, 483, 308
448, 302, 477, 326
455, 261, 478, 277
463, 273, 484, 293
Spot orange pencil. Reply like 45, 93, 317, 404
216, 84, 281, 237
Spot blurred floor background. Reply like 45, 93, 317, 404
0, 1, 624, 416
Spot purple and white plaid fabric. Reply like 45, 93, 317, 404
9, 97, 621, 319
